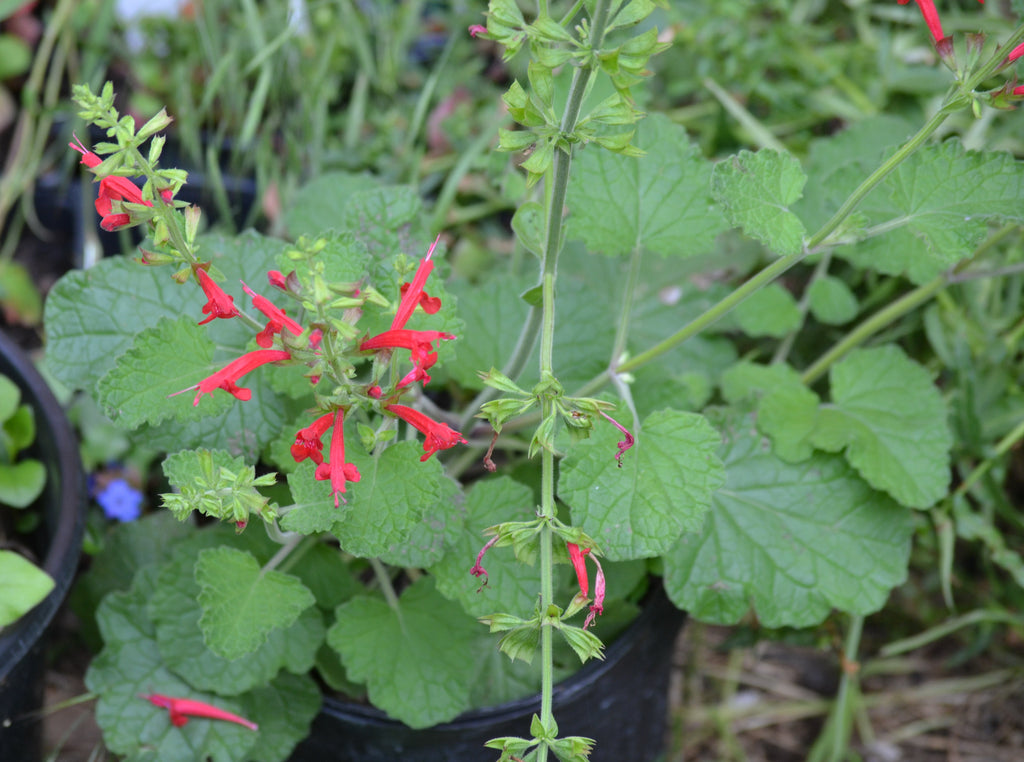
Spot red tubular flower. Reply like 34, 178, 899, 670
242, 281, 303, 347
568, 542, 590, 598
177, 349, 291, 406
385, 404, 467, 461
70, 137, 174, 232
898, 0, 944, 44
567, 542, 606, 629
314, 409, 361, 506
267, 270, 289, 290
391, 235, 443, 330
140, 693, 258, 731
897, 0, 984, 46
196, 268, 239, 325
1008, 41, 1024, 64
360, 329, 455, 388
290, 413, 335, 465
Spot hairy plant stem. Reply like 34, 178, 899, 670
809, 614, 864, 762
533, 0, 612, 754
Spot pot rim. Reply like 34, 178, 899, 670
318, 580, 685, 731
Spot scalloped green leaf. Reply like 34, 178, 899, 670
330, 441, 464, 568
810, 345, 952, 508
837, 141, 1024, 284
149, 552, 324, 696
559, 408, 724, 561
326, 578, 479, 729
96, 316, 235, 427
567, 113, 726, 257
195, 547, 316, 660
664, 408, 914, 627
711, 149, 807, 256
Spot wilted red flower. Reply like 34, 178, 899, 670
567, 542, 606, 629
385, 404, 467, 461
140, 693, 257, 731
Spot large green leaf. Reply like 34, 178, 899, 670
663, 409, 914, 627
195, 547, 316, 660
326, 578, 479, 729
559, 408, 724, 561
810, 345, 952, 508
567, 113, 727, 257
838, 141, 1024, 283
87, 565, 319, 762
330, 441, 465, 568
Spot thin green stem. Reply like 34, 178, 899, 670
954, 416, 1024, 499
807, 97, 960, 251
772, 250, 832, 365
532, 2, 612, 756
801, 275, 945, 385
369, 558, 401, 612
609, 245, 643, 368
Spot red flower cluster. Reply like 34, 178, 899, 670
360, 236, 454, 388
70, 137, 174, 231
178, 236, 465, 510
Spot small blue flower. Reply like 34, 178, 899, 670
96, 478, 143, 522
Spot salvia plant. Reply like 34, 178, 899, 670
44, 0, 1024, 760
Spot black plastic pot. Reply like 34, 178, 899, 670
289, 584, 685, 762
0, 330, 87, 760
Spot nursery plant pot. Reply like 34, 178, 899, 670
289, 583, 685, 762
0, 329, 87, 760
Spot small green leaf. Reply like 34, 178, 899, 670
732, 282, 801, 338
195, 547, 316, 660
808, 275, 859, 325
559, 408, 725, 561
0, 460, 46, 508
664, 408, 914, 627
0, 375, 19, 421
327, 578, 479, 728
711, 149, 807, 256
810, 346, 952, 508
511, 201, 545, 257
0, 550, 54, 627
